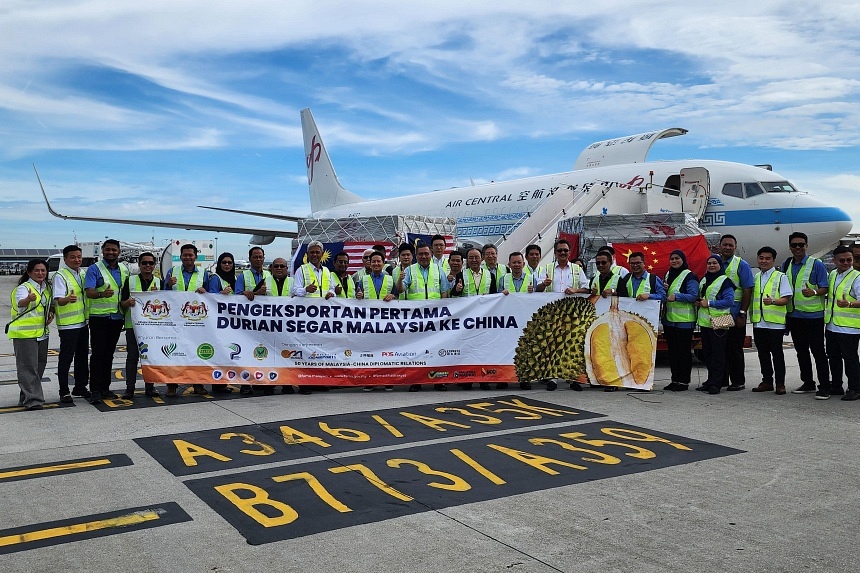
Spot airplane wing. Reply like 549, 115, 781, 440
35, 166, 297, 239
196, 205, 304, 222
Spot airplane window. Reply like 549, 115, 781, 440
721, 183, 743, 199
760, 181, 797, 193
744, 183, 764, 198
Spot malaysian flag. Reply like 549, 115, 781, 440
405, 233, 455, 254
292, 241, 396, 273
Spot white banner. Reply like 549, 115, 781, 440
131, 292, 660, 389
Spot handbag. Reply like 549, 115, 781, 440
709, 310, 735, 330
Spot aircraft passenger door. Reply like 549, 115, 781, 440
679, 167, 710, 219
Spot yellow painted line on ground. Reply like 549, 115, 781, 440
0, 510, 161, 547
0, 458, 112, 481
0, 403, 61, 413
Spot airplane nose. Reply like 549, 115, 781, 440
791, 195, 854, 256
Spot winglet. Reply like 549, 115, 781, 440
34, 164, 68, 219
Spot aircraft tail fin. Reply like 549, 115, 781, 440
301, 108, 364, 213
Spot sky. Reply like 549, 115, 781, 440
1, 0, 859, 260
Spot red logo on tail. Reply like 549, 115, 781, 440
306, 136, 322, 183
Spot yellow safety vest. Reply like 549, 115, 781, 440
54, 268, 88, 327
664, 269, 695, 323
300, 264, 331, 297
785, 257, 825, 313
8, 282, 51, 339
824, 269, 860, 327
125, 275, 162, 328
697, 276, 731, 328
362, 274, 394, 299
171, 266, 206, 292
724, 256, 744, 302
749, 270, 787, 325
406, 263, 442, 300
502, 273, 531, 293
90, 261, 128, 317
333, 274, 356, 298
461, 269, 492, 296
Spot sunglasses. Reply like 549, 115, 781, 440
556, 249, 569, 253
139, 261, 156, 266
790, 243, 806, 248
271, 264, 287, 268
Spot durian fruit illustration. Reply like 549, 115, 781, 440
514, 297, 597, 382
584, 296, 657, 387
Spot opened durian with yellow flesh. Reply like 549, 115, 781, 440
585, 296, 657, 387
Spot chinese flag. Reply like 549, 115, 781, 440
612, 235, 711, 279
558, 232, 580, 259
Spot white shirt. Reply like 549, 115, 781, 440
291, 264, 335, 297
751, 268, 793, 330
550, 263, 589, 293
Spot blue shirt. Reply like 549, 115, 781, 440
84, 259, 124, 320
725, 257, 755, 318
625, 272, 666, 300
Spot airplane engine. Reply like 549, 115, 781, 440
249, 234, 276, 245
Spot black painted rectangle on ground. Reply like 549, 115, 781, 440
185, 421, 744, 544
0, 454, 133, 483
0, 502, 192, 554
135, 395, 603, 476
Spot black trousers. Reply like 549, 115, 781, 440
723, 322, 746, 387
701, 327, 727, 387
88, 316, 124, 394
57, 326, 89, 395
664, 325, 693, 385
753, 327, 786, 386
787, 316, 829, 387
825, 330, 860, 392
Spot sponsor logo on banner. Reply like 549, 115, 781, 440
141, 299, 171, 320
228, 344, 241, 360
360, 352, 374, 358
453, 370, 476, 379
181, 300, 209, 321
240, 371, 251, 381
254, 344, 269, 360
382, 351, 418, 358
254, 372, 264, 381
226, 370, 237, 381
212, 370, 224, 381
344, 349, 352, 357
428, 371, 450, 379
161, 343, 177, 358
138, 342, 149, 360
267, 372, 278, 381
309, 351, 337, 360
481, 368, 497, 377
438, 349, 461, 357
197, 343, 215, 360
281, 350, 303, 359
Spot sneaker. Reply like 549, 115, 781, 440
384, 386, 394, 391
814, 389, 830, 400
60, 394, 74, 404
830, 386, 845, 396
363, 386, 374, 392
792, 383, 817, 394
841, 389, 860, 401
71, 387, 92, 399
727, 384, 746, 391
546, 379, 558, 391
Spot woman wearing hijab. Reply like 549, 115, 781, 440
662, 250, 699, 391
207, 252, 236, 394
209, 252, 236, 294
695, 255, 736, 394
8, 259, 54, 410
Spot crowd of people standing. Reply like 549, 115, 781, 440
8, 232, 860, 410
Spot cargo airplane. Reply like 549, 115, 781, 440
38, 108, 853, 265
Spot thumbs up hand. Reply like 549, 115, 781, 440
837, 290, 851, 308
801, 282, 815, 297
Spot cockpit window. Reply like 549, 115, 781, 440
744, 183, 764, 198
760, 181, 797, 193
721, 183, 743, 199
